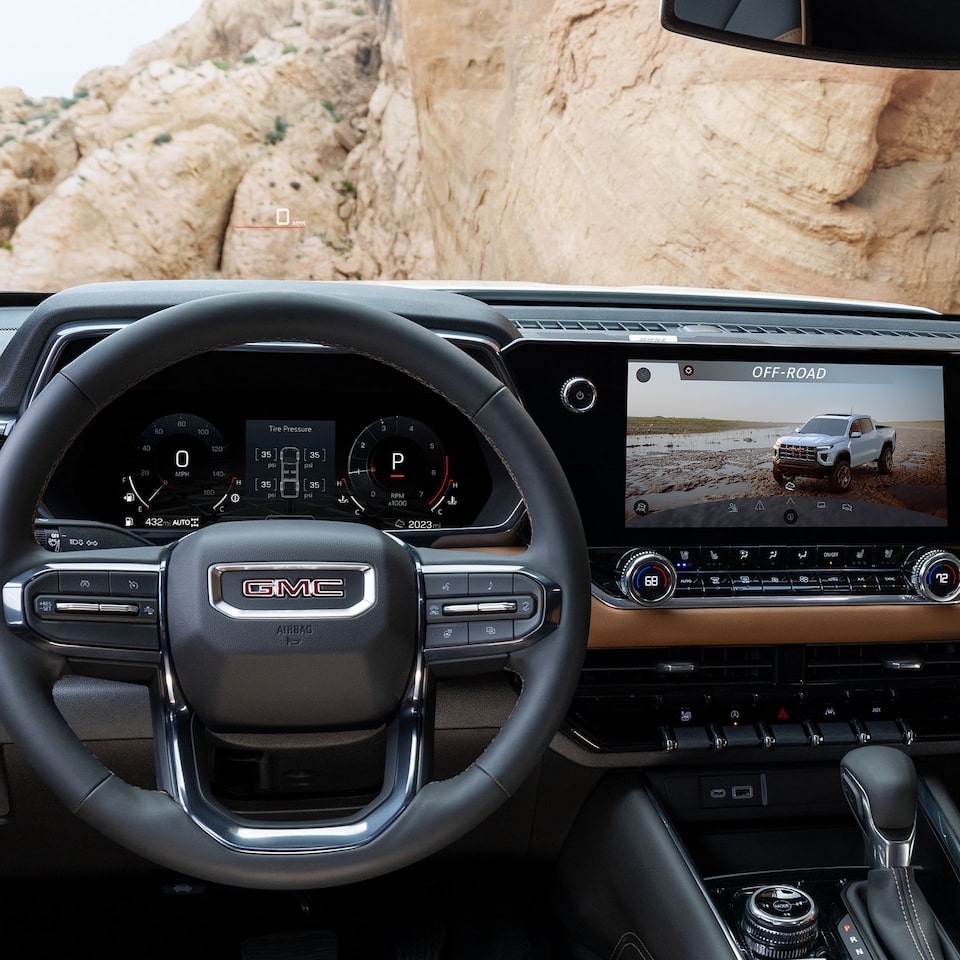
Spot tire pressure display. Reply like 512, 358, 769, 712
245, 420, 335, 512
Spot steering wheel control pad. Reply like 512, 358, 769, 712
165, 520, 417, 729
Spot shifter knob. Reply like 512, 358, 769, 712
840, 746, 917, 868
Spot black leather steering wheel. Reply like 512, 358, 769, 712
0, 292, 590, 889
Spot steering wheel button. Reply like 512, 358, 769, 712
34, 597, 56, 617
468, 620, 514, 644
468, 572, 514, 596
516, 595, 537, 617
55, 601, 101, 614
59, 571, 109, 593
442, 602, 480, 616
97, 602, 140, 616
425, 622, 469, 648
424, 573, 469, 598
108, 571, 159, 598
477, 601, 517, 615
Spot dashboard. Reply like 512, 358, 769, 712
6, 281, 960, 771
6, 280, 960, 952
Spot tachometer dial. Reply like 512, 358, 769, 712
123, 414, 239, 528
346, 416, 450, 520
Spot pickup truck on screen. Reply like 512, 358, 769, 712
772, 414, 896, 492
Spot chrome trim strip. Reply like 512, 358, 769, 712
644, 786, 747, 960
208, 561, 375, 620
592, 583, 933, 609
26, 321, 129, 408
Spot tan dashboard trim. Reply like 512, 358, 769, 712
588, 597, 960, 647
461, 549, 960, 648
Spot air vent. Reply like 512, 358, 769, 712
579, 646, 776, 692
805, 642, 960, 682
512, 318, 960, 339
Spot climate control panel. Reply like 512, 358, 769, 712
594, 545, 960, 607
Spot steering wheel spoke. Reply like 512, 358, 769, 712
3, 546, 165, 667
153, 666, 425, 855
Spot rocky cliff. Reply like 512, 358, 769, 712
0, 0, 436, 288
2, 0, 960, 312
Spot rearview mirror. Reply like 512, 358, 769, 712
661, 0, 960, 69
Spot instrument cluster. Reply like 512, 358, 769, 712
45, 348, 505, 537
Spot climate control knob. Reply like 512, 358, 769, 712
618, 551, 677, 607
910, 550, 960, 603
741, 885, 819, 959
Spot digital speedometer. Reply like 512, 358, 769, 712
122, 414, 240, 528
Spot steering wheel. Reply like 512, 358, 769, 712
0, 292, 590, 889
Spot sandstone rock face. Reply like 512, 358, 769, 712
0, 1, 411, 288
3, 0, 960, 312
393, 0, 960, 312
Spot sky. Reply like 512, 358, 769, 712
627, 361, 944, 424
1, 0, 203, 97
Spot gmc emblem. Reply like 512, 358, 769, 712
242, 578, 346, 599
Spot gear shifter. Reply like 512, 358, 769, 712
840, 745, 917, 868
840, 747, 958, 960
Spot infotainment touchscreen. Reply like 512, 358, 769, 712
625, 360, 947, 529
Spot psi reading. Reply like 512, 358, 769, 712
245, 420, 336, 505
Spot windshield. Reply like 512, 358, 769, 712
798, 417, 848, 435
1, 0, 958, 310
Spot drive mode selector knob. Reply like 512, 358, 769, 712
910, 550, 960, 602
618, 551, 677, 607
741, 885, 819, 959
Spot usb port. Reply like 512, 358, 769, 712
731, 785, 754, 800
